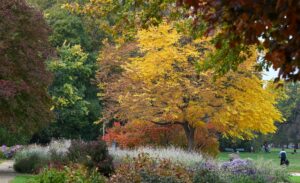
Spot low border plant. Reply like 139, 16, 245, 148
109, 146, 203, 167
109, 153, 193, 183
68, 140, 114, 176
13, 140, 71, 173
32, 165, 106, 183
193, 157, 291, 183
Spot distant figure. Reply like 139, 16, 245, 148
279, 148, 288, 165
263, 143, 270, 153
250, 146, 254, 153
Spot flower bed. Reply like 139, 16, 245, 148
17, 143, 291, 183
0, 145, 23, 159
13, 140, 114, 176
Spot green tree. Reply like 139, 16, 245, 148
26, 0, 103, 142
28, 0, 106, 52
273, 82, 300, 147
27, 0, 65, 10
34, 44, 101, 142
0, 0, 53, 145
287, 102, 300, 148
45, 4, 93, 51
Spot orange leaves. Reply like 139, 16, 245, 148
103, 120, 219, 155
102, 120, 175, 148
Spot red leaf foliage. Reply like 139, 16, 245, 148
103, 121, 219, 156
0, 0, 53, 134
178, 0, 300, 81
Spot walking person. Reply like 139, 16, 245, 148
279, 148, 288, 166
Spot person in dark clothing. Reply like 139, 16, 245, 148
279, 148, 288, 165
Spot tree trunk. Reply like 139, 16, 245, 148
182, 123, 195, 152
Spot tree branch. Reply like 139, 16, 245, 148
150, 121, 183, 126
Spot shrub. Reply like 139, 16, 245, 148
68, 140, 114, 176
14, 152, 48, 173
67, 140, 87, 163
32, 168, 66, 183
252, 159, 290, 183
109, 153, 192, 183
192, 158, 291, 183
229, 175, 260, 183
13, 139, 114, 176
193, 161, 225, 183
13, 140, 70, 173
42, 139, 71, 166
48, 140, 70, 155
64, 165, 106, 183
88, 169, 107, 183
109, 146, 203, 167
49, 149, 68, 163
221, 158, 256, 175
0, 151, 5, 159
85, 141, 114, 176
32, 165, 106, 183
221, 158, 290, 183
193, 169, 225, 183
140, 172, 182, 183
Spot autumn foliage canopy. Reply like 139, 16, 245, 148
66, 0, 300, 81
180, 0, 300, 81
0, 0, 53, 137
98, 22, 283, 151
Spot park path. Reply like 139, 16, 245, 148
291, 172, 300, 176
0, 160, 16, 183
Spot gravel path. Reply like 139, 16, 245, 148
0, 160, 16, 183
291, 172, 300, 176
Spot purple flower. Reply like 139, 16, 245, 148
221, 158, 256, 175
1, 145, 22, 159
201, 161, 218, 171
1, 145, 7, 152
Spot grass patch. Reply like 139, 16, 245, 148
219, 148, 300, 172
12, 175, 35, 183
291, 176, 300, 183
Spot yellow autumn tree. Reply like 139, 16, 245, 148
98, 22, 283, 151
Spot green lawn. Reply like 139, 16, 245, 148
12, 175, 35, 183
219, 148, 300, 172
291, 176, 300, 183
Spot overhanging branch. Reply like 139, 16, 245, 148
150, 121, 183, 126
